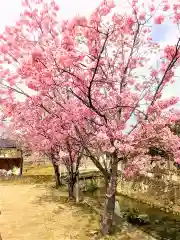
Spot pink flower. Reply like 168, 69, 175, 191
149, 5, 155, 12
163, 4, 170, 11
31, 50, 42, 62
168, 115, 178, 122
54, 5, 60, 11
151, 70, 158, 77
139, 13, 146, 21
27, 82, 38, 91
175, 158, 180, 164
154, 15, 165, 24
164, 45, 176, 60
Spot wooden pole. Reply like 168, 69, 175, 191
76, 172, 80, 204
0, 210, 2, 240
59, 164, 62, 182
20, 149, 23, 175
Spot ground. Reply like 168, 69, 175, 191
0, 183, 156, 240
0, 184, 99, 240
0, 164, 156, 240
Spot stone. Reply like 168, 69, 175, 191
89, 230, 98, 235
154, 219, 160, 224
137, 214, 150, 224
127, 212, 150, 225
114, 200, 123, 218
73, 182, 84, 203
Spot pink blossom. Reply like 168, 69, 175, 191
147, 37, 152, 41
149, 4, 155, 12
151, 70, 158, 77
163, 4, 170, 11
175, 158, 180, 164
139, 13, 146, 21
154, 15, 165, 24
54, 4, 59, 11
164, 45, 177, 60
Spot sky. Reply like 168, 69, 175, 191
0, 0, 102, 33
152, 20, 180, 102
0, 0, 179, 104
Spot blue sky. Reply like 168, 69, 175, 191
152, 20, 180, 104
152, 23, 168, 42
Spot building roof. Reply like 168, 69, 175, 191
0, 139, 17, 148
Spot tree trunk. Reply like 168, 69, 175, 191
100, 162, 118, 235
53, 163, 61, 188
104, 176, 109, 189
68, 181, 75, 199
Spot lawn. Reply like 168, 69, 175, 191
23, 163, 54, 176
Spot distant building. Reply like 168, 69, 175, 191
0, 139, 23, 175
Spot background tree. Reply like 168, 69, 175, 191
6, 100, 84, 195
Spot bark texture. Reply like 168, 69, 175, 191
100, 161, 118, 235
53, 163, 61, 188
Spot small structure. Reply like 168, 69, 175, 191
0, 139, 23, 175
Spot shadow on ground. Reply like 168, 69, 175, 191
32, 186, 160, 240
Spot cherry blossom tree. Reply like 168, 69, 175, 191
5, 99, 84, 195
1, 0, 180, 235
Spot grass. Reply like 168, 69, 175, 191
23, 163, 100, 177
23, 163, 54, 176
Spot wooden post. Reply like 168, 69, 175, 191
75, 172, 80, 204
20, 149, 23, 176
53, 163, 61, 188
0, 210, 2, 240
59, 164, 62, 182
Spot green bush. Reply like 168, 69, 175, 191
86, 181, 98, 193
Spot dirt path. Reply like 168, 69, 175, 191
0, 184, 95, 240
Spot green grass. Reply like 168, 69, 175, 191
23, 163, 101, 178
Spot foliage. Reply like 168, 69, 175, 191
85, 180, 98, 193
